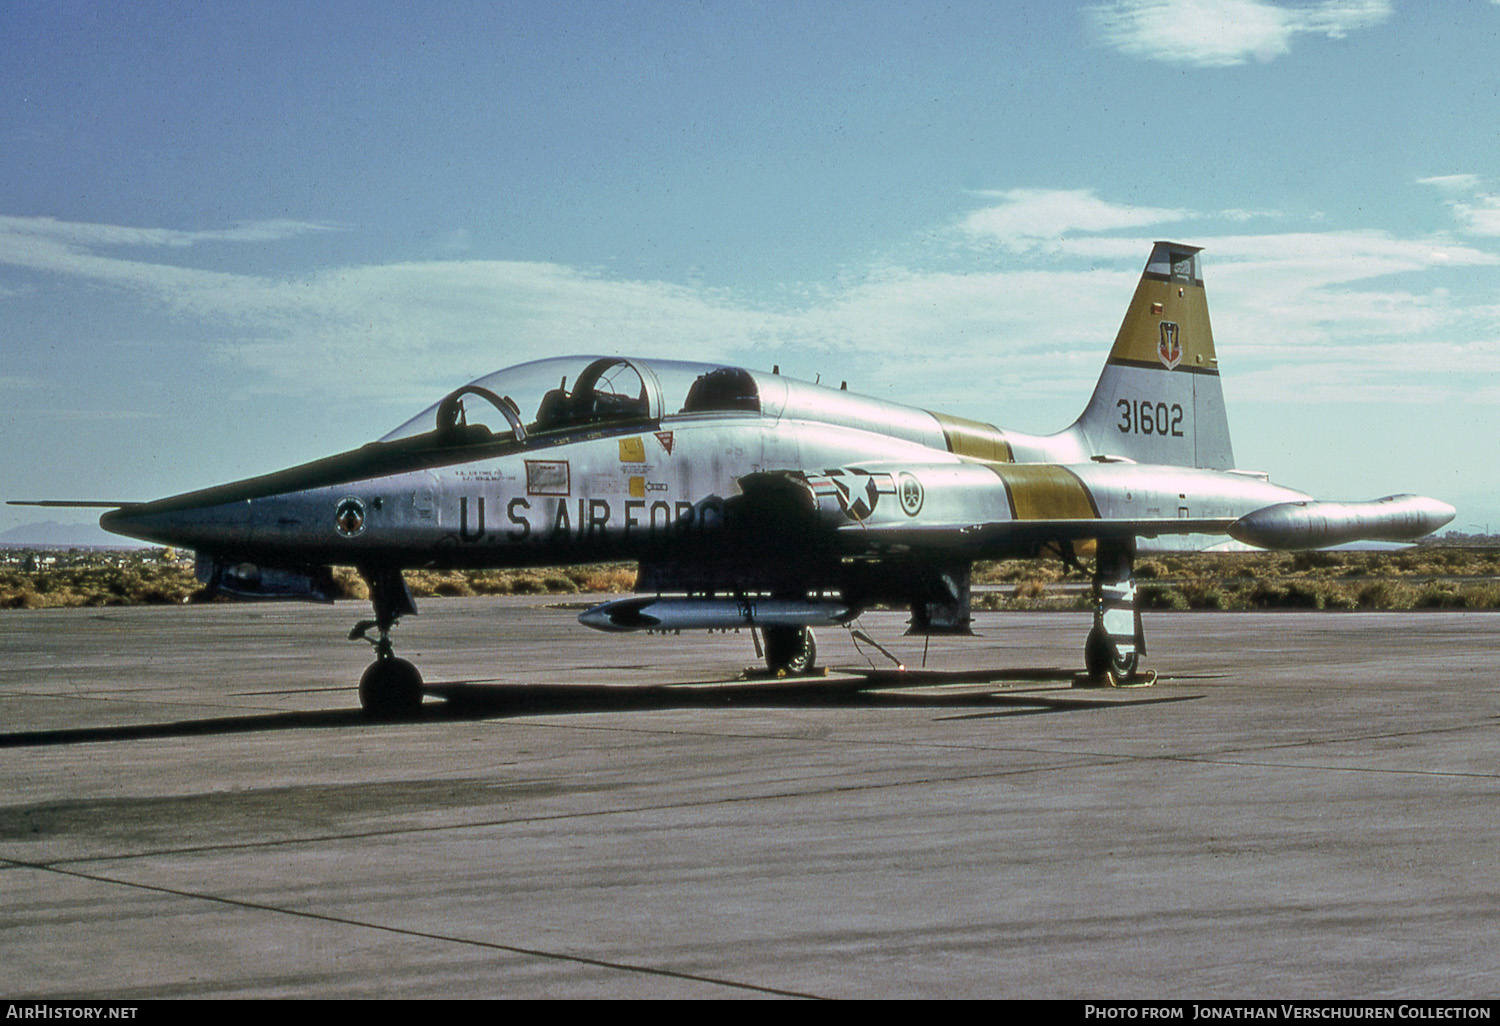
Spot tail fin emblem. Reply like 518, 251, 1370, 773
1158, 321, 1182, 370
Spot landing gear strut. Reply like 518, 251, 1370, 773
349, 566, 423, 718
763, 625, 817, 676
1086, 541, 1146, 685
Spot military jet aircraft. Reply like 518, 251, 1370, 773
17, 242, 1454, 716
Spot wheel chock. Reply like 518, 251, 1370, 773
1109, 668, 1157, 689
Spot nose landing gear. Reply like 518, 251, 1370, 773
350, 567, 424, 719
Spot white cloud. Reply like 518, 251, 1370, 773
1454, 198, 1500, 236
1188, 229, 1495, 283
3, 206, 1499, 433
0, 215, 336, 251
1157, 235, 1500, 424
960, 188, 1194, 251
1089, 0, 1392, 67
1226, 337, 1500, 406
1418, 175, 1500, 236
1219, 208, 1287, 222
1417, 174, 1482, 194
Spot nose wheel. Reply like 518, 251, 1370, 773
357, 650, 424, 719
350, 566, 424, 719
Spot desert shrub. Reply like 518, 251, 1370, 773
333, 569, 368, 600
3, 589, 42, 609
1247, 582, 1286, 607
1140, 585, 1188, 610
1180, 582, 1232, 610
1414, 582, 1468, 609
1014, 579, 1048, 600
509, 576, 547, 594
1319, 587, 1358, 610
1284, 582, 1325, 608
975, 559, 1065, 584
1292, 550, 1340, 572
973, 592, 1002, 612
1356, 580, 1404, 609
433, 577, 474, 597
577, 565, 637, 592
541, 574, 579, 593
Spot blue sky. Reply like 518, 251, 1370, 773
5, 0, 1500, 536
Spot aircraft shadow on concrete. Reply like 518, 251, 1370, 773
0, 667, 1201, 749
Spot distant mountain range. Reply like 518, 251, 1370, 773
0, 520, 148, 549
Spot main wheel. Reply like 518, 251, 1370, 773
764, 626, 817, 675
359, 657, 424, 719
1085, 626, 1138, 681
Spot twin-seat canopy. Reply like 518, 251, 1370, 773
381, 356, 770, 445
380, 354, 946, 451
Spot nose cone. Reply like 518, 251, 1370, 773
99, 505, 141, 541
100, 496, 252, 548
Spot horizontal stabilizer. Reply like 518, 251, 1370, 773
1227, 495, 1455, 551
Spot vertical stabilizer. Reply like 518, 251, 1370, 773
1073, 242, 1234, 469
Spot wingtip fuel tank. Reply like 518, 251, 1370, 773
1227, 495, 1456, 551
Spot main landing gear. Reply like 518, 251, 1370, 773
762, 625, 818, 676
349, 567, 423, 719
1084, 541, 1150, 686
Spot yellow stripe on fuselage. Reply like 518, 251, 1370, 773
981, 463, 1098, 520
932, 412, 1013, 462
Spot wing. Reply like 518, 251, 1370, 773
840, 516, 1237, 554
7, 500, 138, 508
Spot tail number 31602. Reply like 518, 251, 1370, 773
1117, 399, 1184, 437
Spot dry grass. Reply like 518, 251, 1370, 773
971, 547, 1500, 612
6, 547, 1500, 612
0, 561, 200, 609
1, 555, 637, 609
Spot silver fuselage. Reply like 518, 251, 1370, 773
102, 356, 1309, 579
